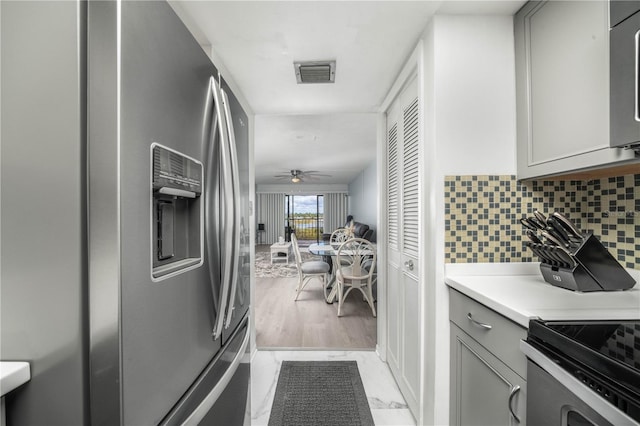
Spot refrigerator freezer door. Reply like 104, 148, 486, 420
160, 316, 250, 425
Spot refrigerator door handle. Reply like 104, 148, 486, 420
210, 77, 233, 341
221, 88, 241, 329
204, 80, 221, 313
204, 81, 221, 336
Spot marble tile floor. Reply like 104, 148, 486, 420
251, 350, 416, 426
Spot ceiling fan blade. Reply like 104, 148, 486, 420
299, 173, 331, 178
272, 170, 331, 182
308, 173, 332, 177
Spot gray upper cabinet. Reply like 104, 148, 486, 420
515, 0, 636, 179
610, 3, 640, 148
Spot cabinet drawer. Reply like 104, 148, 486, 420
449, 289, 527, 378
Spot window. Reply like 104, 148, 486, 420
285, 195, 324, 244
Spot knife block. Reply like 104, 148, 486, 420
529, 233, 636, 292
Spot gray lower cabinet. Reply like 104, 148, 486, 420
515, 0, 636, 179
449, 289, 527, 425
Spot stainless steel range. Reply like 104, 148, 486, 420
521, 320, 640, 426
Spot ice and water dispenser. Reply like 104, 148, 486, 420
151, 143, 203, 280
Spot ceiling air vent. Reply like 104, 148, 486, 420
294, 61, 336, 84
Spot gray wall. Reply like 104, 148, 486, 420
348, 160, 377, 241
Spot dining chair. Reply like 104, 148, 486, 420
335, 238, 377, 317
329, 228, 354, 273
291, 233, 330, 301
362, 257, 377, 301
329, 228, 351, 246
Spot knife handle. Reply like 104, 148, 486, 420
547, 217, 572, 246
520, 217, 538, 231
526, 229, 542, 244
534, 210, 547, 225
552, 246, 576, 268
541, 231, 572, 255
551, 211, 583, 240
528, 216, 546, 230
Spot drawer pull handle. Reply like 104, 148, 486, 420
508, 385, 521, 423
467, 313, 492, 330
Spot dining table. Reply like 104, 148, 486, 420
307, 242, 340, 303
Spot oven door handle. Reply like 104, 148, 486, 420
508, 385, 521, 423
520, 340, 640, 426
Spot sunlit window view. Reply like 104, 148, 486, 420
285, 195, 324, 245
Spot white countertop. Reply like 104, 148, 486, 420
445, 263, 640, 328
0, 362, 30, 397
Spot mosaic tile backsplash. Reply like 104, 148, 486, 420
444, 174, 640, 269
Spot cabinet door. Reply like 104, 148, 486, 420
515, 0, 635, 179
385, 75, 421, 416
450, 324, 526, 426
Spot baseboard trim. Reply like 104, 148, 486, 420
255, 346, 377, 352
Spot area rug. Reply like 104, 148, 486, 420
268, 361, 374, 426
255, 250, 315, 278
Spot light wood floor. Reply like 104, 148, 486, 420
254, 275, 377, 349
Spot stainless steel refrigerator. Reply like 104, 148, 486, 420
1, 1, 251, 424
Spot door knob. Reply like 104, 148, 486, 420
404, 260, 414, 271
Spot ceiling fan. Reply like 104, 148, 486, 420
273, 169, 330, 183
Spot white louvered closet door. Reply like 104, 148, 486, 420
385, 76, 420, 417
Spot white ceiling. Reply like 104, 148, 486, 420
254, 113, 377, 184
171, 1, 442, 114
170, 1, 526, 185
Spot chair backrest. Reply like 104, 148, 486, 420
290, 233, 303, 271
336, 238, 376, 280
330, 228, 351, 246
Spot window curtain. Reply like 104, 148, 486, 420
323, 193, 348, 233
256, 193, 285, 244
